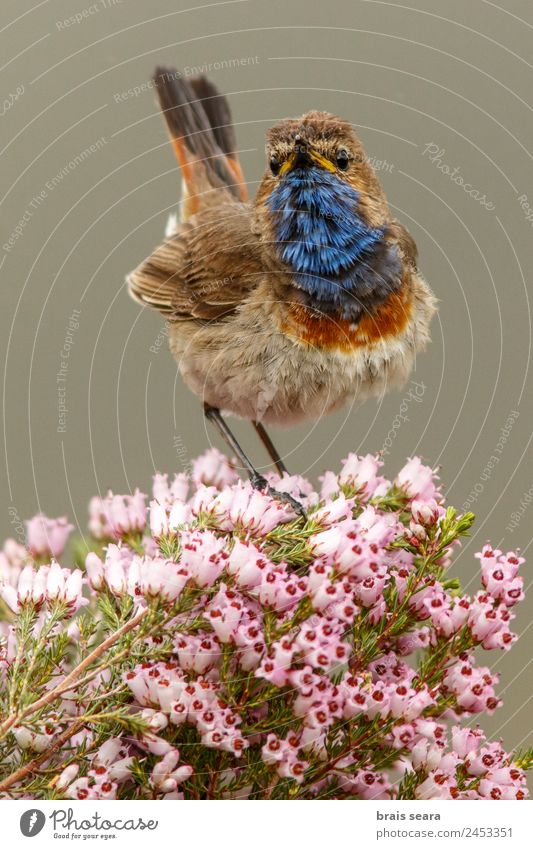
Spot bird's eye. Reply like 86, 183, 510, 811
270, 155, 281, 176
336, 149, 350, 171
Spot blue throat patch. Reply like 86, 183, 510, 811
267, 166, 401, 318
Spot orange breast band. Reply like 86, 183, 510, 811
282, 288, 412, 352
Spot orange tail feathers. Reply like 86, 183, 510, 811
153, 67, 248, 207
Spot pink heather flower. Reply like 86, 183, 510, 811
105, 490, 147, 539
0, 539, 28, 585
0, 565, 23, 610
411, 499, 443, 526
313, 492, 355, 526
416, 771, 457, 800
256, 641, 293, 687
478, 778, 523, 800
227, 540, 270, 588
152, 474, 171, 504
277, 755, 308, 784
309, 525, 345, 560
31, 566, 49, 608
444, 657, 501, 714
192, 448, 238, 490
403, 687, 436, 721
123, 668, 151, 705
396, 627, 430, 655
365, 682, 391, 719
149, 500, 192, 538
93, 779, 118, 800
140, 733, 175, 756
347, 769, 392, 800
411, 738, 443, 771
151, 748, 193, 793
451, 725, 484, 759
395, 457, 440, 502
63, 569, 84, 609
256, 564, 303, 613
420, 585, 452, 622
108, 757, 135, 781
17, 564, 35, 604
319, 470, 340, 500
179, 529, 227, 588
141, 708, 169, 732
261, 733, 288, 764
431, 597, 471, 637
271, 472, 317, 503
152, 472, 189, 506
139, 556, 187, 602
234, 621, 265, 671
369, 653, 415, 685
85, 552, 105, 590
26, 514, 74, 559
467, 593, 516, 650
56, 764, 80, 790
149, 501, 168, 537
169, 500, 192, 530
189, 485, 223, 518
46, 561, 65, 600
89, 491, 146, 541
355, 505, 400, 547
226, 483, 296, 533
339, 453, 385, 500
465, 741, 506, 777
94, 738, 125, 767
88, 496, 111, 539
66, 777, 96, 800
261, 734, 308, 783
356, 574, 387, 607
477, 546, 524, 607
102, 544, 129, 596
175, 633, 221, 673
409, 580, 445, 617
205, 584, 245, 642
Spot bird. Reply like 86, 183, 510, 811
127, 66, 436, 515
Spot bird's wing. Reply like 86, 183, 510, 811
387, 218, 418, 269
127, 202, 263, 320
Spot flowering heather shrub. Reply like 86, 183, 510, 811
0, 450, 530, 800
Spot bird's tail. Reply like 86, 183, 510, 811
153, 66, 248, 219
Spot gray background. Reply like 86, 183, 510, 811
1, 0, 531, 753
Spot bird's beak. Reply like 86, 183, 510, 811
279, 136, 337, 176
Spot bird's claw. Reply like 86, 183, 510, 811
250, 474, 307, 521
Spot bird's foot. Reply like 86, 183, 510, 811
250, 474, 307, 521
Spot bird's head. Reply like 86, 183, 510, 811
253, 111, 387, 229
265, 112, 365, 183
252, 112, 399, 318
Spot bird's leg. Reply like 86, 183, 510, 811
252, 420, 289, 477
203, 404, 305, 519
253, 421, 308, 501
203, 403, 266, 490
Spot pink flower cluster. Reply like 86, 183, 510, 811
0, 560, 86, 613
59, 736, 192, 801
26, 514, 74, 560
124, 661, 248, 758
410, 724, 528, 800
89, 490, 146, 540
0, 449, 528, 800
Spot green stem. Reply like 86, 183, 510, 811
0, 607, 149, 740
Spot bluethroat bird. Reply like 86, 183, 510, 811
128, 67, 436, 515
